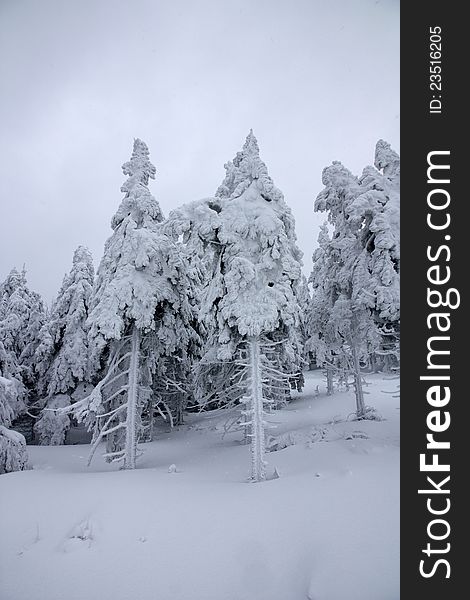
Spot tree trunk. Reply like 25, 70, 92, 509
241, 409, 250, 445
383, 353, 393, 374
248, 337, 266, 482
175, 398, 184, 426
351, 343, 365, 418
326, 366, 334, 396
124, 326, 140, 469
370, 353, 379, 373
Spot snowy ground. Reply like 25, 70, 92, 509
0, 371, 399, 600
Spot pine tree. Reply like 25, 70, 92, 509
297, 274, 313, 369
0, 340, 29, 473
357, 140, 400, 370
34, 246, 95, 444
0, 268, 45, 400
307, 223, 338, 395
312, 161, 373, 416
217, 131, 304, 480
310, 140, 400, 417
0, 269, 45, 394
336, 140, 400, 372
171, 131, 304, 481
64, 139, 197, 468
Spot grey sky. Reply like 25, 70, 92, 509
0, 0, 399, 302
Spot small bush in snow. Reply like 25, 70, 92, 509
0, 425, 29, 474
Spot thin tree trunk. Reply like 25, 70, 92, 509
242, 410, 250, 445
370, 353, 378, 373
383, 353, 392, 374
176, 398, 184, 426
248, 336, 266, 482
351, 343, 365, 418
326, 366, 334, 396
124, 326, 140, 469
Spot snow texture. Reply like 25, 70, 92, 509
0, 371, 399, 599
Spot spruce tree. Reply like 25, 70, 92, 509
357, 140, 400, 370
34, 246, 95, 444
0, 268, 45, 401
312, 161, 376, 416
0, 335, 29, 473
310, 140, 400, 416
306, 223, 339, 395
170, 131, 304, 481
64, 139, 197, 468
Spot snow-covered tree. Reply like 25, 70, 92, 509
306, 223, 337, 394
0, 344, 29, 473
356, 140, 400, 370
34, 394, 72, 446
33, 246, 94, 444
297, 274, 313, 369
36, 246, 94, 397
312, 161, 377, 416
169, 131, 304, 481
64, 139, 197, 469
0, 372, 25, 430
0, 268, 45, 398
309, 140, 400, 416
0, 425, 29, 474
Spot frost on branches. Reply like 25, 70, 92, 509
0, 372, 29, 474
0, 269, 40, 471
34, 394, 71, 446
0, 268, 45, 396
309, 140, 400, 417
64, 139, 197, 469
36, 246, 94, 397
306, 223, 337, 396
0, 425, 29, 474
172, 131, 304, 481
34, 246, 95, 444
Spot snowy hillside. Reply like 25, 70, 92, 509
0, 370, 399, 600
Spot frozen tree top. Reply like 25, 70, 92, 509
207, 133, 303, 338
121, 138, 156, 190
89, 138, 192, 342
112, 138, 163, 230
374, 139, 400, 180
72, 245, 93, 269
314, 161, 360, 220
215, 130, 284, 204
1, 268, 26, 298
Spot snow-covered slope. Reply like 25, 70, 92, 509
0, 371, 399, 600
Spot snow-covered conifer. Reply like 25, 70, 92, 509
34, 394, 71, 446
306, 223, 338, 394
65, 139, 197, 468
297, 274, 313, 369
0, 268, 45, 396
36, 246, 94, 397
0, 343, 29, 473
360, 140, 400, 369
172, 131, 304, 481
310, 140, 400, 415
34, 246, 94, 444
312, 162, 375, 416
0, 425, 29, 474
215, 131, 304, 480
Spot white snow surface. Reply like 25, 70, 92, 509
0, 371, 399, 600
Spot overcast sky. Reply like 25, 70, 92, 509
0, 0, 399, 302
